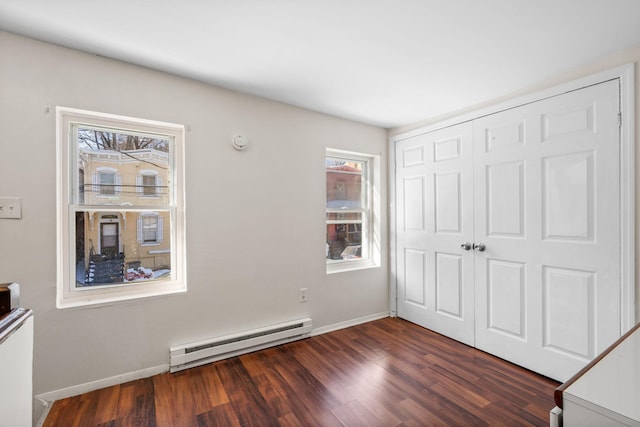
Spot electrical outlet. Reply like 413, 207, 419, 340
0, 197, 22, 219
299, 288, 308, 303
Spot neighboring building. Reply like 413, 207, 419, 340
77, 147, 171, 284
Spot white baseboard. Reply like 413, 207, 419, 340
311, 311, 389, 336
34, 364, 169, 406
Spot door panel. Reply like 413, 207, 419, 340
435, 252, 463, 318
487, 259, 526, 338
396, 122, 475, 346
405, 248, 427, 305
434, 172, 461, 233
542, 266, 595, 358
474, 80, 620, 381
403, 177, 426, 231
486, 161, 525, 237
542, 151, 594, 241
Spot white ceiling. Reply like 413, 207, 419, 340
1, 1, 640, 128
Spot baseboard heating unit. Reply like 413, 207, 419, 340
169, 318, 312, 372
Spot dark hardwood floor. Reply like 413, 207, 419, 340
43, 317, 559, 426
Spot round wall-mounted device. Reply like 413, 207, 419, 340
232, 135, 248, 151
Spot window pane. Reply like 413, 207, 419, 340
142, 175, 157, 196
75, 210, 171, 286
75, 126, 170, 206
99, 172, 115, 195
326, 222, 362, 260
143, 228, 157, 242
142, 215, 158, 242
326, 158, 364, 209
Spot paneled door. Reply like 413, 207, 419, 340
394, 79, 621, 382
473, 80, 620, 381
395, 122, 475, 346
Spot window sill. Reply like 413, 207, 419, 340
57, 280, 186, 309
326, 259, 379, 274
148, 249, 170, 254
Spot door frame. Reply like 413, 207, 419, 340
389, 63, 636, 332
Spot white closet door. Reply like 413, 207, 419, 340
473, 80, 621, 381
395, 122, 475, 346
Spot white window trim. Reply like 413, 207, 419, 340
56, 107, 187, 308
326, 148, 381, 274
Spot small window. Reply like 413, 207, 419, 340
143, 215, 158, 242
326, 149, 380, 273
99, 171, 116, 195
57, 107, 186, 307
138, 170, 161, 197
143, 174, 157, 196
138, 213, 164, 244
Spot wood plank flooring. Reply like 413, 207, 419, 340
43, 317, 559, 426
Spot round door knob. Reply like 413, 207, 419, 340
473, 243, 486, 252
460, 242, 472, 251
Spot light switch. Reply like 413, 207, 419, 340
0, 197, 22, 219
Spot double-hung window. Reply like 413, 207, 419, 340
56, 107, 186, 307
326, 149, 379, 273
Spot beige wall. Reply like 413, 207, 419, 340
0, 31, 389, 420
390, 44, 640, 323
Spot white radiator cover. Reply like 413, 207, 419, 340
170, 318, 312, 372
